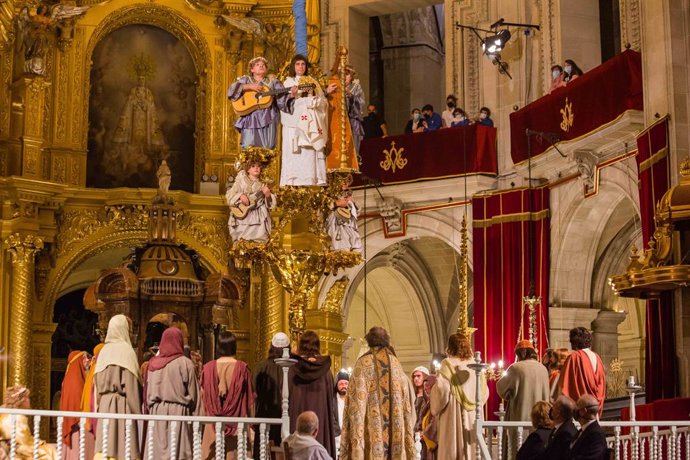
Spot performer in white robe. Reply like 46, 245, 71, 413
280, 54, 335, 186
326, 176, 362, 252
226, 162, 274, 243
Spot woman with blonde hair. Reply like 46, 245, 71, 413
516, 401, 554, 460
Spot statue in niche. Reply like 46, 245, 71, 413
157, 160, 172, 197
109, 65, 168, 185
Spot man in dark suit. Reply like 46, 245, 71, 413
569, 394, 609, 460
541, 395, 578, 459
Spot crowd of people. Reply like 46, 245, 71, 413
549, 59, 584, 93
0, 320, 609, 460
403, 96, 494, 135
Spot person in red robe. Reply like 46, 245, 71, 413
60, 350, 89, 459
288, 331, 337, 458
201, 330, 255, 460
558, 327, 606, 414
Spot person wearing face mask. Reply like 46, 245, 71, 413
363, 104, 388, 139
404, 108, 424, 134
549, 64, 566, 93
450, 108, 470, 128
563, 59, 584, 83
476, 107, 494, 127
421, 104, 442, 132
441, 95, 458, 128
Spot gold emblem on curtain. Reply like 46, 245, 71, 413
560, 97, 574, 132
380, 141, 408, 173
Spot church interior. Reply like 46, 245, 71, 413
0, 0, 689, 434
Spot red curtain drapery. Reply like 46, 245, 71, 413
472, 187, 550, 419
634, 117, 678, 402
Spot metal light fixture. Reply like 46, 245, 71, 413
482, 29, 511, 55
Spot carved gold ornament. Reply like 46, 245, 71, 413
560, 97, 574, 132
379, 141, 408, 173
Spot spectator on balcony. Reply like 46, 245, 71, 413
558, 327, 605, 415
450, 108, 470, 128
60, 350, 90, 460
421, 104, 442, 132
549, 65, 566, 92
542, 395, 578, 460
94, 315, 142, 460
254, 332, 291, 454
563, 59, 583, 83
516, 400, 553, 460
476, 107, 494, 127
497, 340, 550, 460
289, 331, 337, 458
569, 394, 608, 460
144, 327, 202, 459
441, 94, 458, 128
404, 108, 425, 134
363, 104, 388, 139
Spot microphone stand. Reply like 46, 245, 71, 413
525, 128, 565, 158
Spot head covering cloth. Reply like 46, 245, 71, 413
95, 315, 142, 383
60, 350, 87, 446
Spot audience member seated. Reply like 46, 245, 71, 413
569, 394, 609, 460
564, 59, 584, 83
283, 411, 333, 460
404, 108, 424, 134
450, 108, 470, 127
421, 104, 442, 132
362, 104, 388, 139
441, 94, 458, 128
516, 400, 553, 460
541, 395, 578, 460
549, 65, 566, 92
476, 107, 494, 127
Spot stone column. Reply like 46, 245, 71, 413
592, 310, 627, 369
4, 233, 43, 387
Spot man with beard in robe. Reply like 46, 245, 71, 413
558, 327, 606, 415
201, 330, 254, 459
339, 326, 417, 459
60, 350, 90, 459
333, 371, 349, 455
144, 327, 202, 460
288, 331, 337, 458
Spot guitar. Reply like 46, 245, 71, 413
232, 83, 316, 116
230, 190, 266, 220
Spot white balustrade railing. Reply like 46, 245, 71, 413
477, 419, 690, 459
0, 407, 283, 460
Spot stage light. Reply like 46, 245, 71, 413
482, 29, 511, 55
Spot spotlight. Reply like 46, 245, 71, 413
482, 29, 511, 55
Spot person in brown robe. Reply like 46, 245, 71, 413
201, 330, 255, 460
288, 331, 337, 458
558, 327, 606, 414
59, 350, 89, 460
94, 315, 142, 460
253, 332, 290, 455
144, 327, 202, 460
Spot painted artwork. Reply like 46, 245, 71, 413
87, 24, 196, 192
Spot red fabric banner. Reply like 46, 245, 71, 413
472, 188, 550, 419
356, 125, 497, 186
634, 117, 678, 402
510, 50, 643, 164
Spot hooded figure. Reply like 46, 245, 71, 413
288, 331, 337, 458
60, 350, 88, 458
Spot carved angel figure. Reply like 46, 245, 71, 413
15, 3, 89, 75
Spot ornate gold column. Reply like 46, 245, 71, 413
256, 263, 284, 362
4, 233, 43, 387
10, 77, 51, 179
32, 322, 56, 436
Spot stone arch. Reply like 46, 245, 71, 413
82, 4, 212, 184
40, 229, 226, 323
